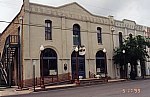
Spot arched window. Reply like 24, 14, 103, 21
96, 51, 106, 74
45, 20, 52, 40
119, 32, 123, 47
97, 27, 102, 44
73, 24, 81, 45
41, 48, 57, 76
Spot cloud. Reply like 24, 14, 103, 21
113, 0, 150, 25
1, 0, 150, 33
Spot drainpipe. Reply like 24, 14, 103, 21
19, 16, 23, 89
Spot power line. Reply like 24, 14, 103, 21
0, 20, 148, 37
0, 0, 150, 26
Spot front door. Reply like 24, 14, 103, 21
71, 52, 85, 79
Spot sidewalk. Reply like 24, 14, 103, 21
108, 79, 127, 82
0, 86, 33, 97
0, 79, 126, 97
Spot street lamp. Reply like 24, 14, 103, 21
74, 45, 86, 85
74, 46, 79, 84
40, 45, 45, 89
19, 16, 23, 89
103, 48, 107, 82
122, 50, 125, 54
33, 60, 36, 92
122, 50, 126, 79
111, 27, 115, 50
111, 27, 115, 32
103, 48, 106, 53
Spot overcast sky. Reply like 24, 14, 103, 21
0, 0, 150, 33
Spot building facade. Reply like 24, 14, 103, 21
0, 0, 149, 87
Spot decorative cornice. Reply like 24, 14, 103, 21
29, 3, 110, 25
28, 2, 146, 32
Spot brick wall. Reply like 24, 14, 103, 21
23, 73, 72, 87
0, 6, 24, 56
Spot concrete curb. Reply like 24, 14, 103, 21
34, 79, 127, 92
34, 84, 77, 92
108, 79, 127, 83
0, 79, 130, 96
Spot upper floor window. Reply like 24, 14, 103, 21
45, 20, 52, 40
119, 32, 123, 47
73, 24, 81, 45
97, 27, 102, 44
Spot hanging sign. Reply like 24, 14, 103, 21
79, 45, 86, 55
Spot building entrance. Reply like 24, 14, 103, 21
71, 51, 85, 79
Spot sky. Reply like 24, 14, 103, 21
0, 0, 150, 33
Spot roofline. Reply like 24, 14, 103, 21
122, 19, 136, 24
30, 2, 109, 19
1, 1, 148, 35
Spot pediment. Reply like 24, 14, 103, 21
58, 2, 92, 16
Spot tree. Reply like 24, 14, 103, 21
113, 34, 150, 79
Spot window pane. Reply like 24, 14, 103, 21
96, 50, 105, 73
73, 36, 78, 45
42, 48, 57, 76
49, 59, 57, 70
73, 24, 80, 45
45, 20, 52, 40
97, 27, 102, 43
47, 23, 51, 27
100, 59, 105, 73
96, 59, 105, 73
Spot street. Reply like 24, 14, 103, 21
3, 79, 150, 97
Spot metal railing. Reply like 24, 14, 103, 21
0, 35, 19, 86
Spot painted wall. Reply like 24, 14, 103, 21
13, 1, 149, 80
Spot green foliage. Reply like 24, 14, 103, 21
113, 35, 150, 67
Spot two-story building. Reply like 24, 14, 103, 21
0, 0, 149, 87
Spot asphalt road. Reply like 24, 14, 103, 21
4, 79, 150, 97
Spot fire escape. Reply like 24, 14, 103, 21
0, 35, 20, 86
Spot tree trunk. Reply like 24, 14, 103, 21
141, 61, 145, 79
130, 64, 136, 80
123, 64, 127, 79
